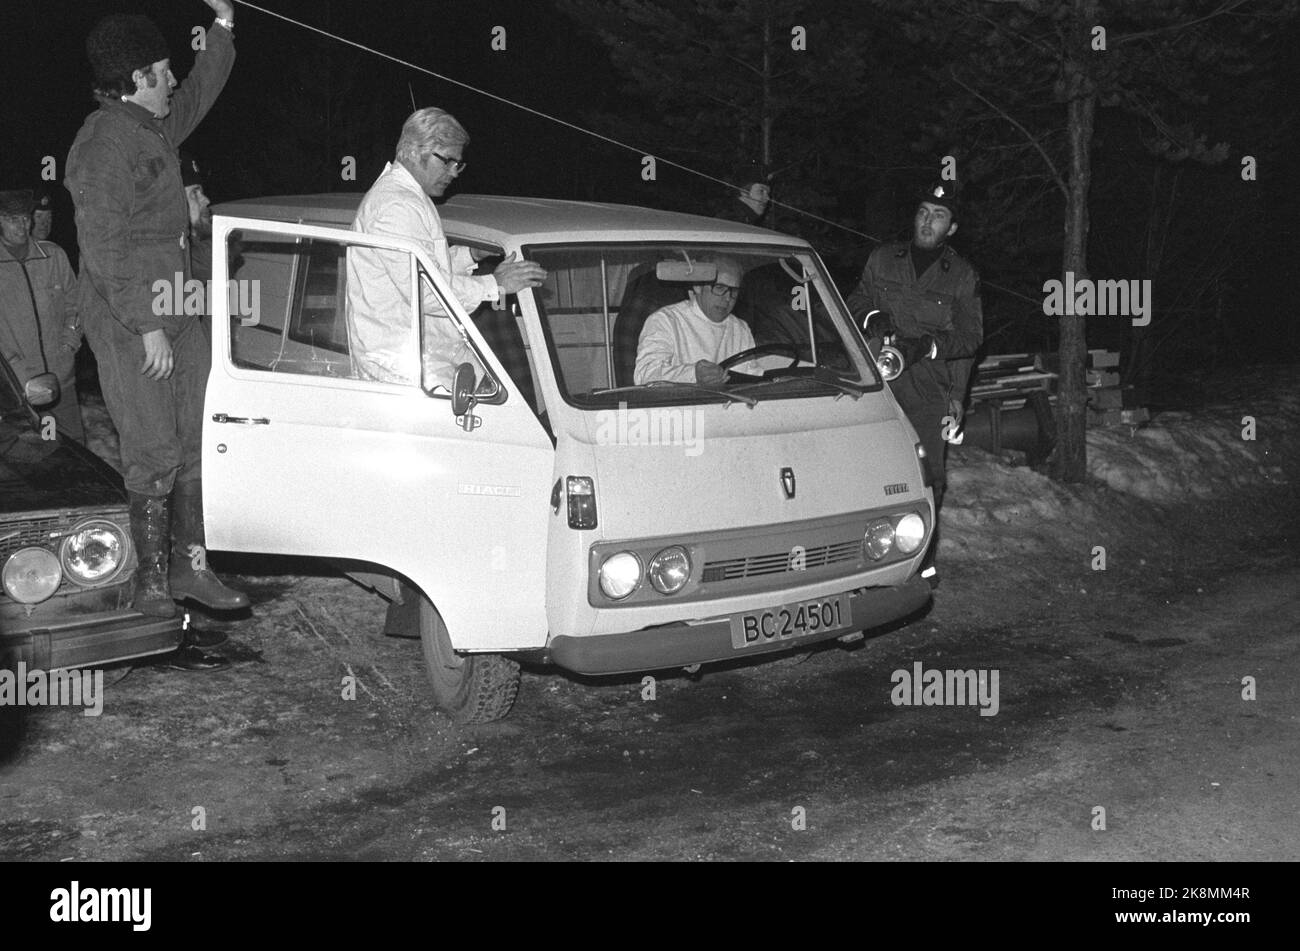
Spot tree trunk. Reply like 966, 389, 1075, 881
1051, 6, 1097, 483
761, 13, 773, 176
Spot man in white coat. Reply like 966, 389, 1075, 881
634, 256, 766, 385
347, 107, 546, 389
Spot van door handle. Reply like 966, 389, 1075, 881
211, 413, 270, 425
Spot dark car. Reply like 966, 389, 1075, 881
0, 361, 184, 674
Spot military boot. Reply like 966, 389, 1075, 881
127, 492, 177, 618
168, 480, 250, 611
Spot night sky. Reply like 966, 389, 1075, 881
4, 0, 1298, 380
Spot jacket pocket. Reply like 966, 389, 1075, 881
911, 288, 955, 335
134, 155, 167, 186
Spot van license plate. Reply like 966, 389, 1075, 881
730, 594, 852, 649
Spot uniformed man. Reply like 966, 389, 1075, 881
31, 185, 55, 243
713, 165, 772, 228
65, 2, 247, 659
847, 182, 983, 588
0, 189, 83, 441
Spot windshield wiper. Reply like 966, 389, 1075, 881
732, 367, 868, 399
589, 380, 758, 407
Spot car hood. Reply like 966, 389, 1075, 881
0, 420, 125, 514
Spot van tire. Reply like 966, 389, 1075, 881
418, 595, 520, 724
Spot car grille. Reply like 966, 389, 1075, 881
0, 515, 65, 558
702, 539, 862, 582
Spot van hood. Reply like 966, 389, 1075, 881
575, 396, 926, 539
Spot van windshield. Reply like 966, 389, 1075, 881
522, 243, 878, 408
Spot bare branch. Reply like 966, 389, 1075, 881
1115, 0, 1254, 45
950, 71, 1069, 200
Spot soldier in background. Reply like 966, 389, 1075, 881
0, 189, 83, 442
32, 184, 55, 243
713, 165, 772, 229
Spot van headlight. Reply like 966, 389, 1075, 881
598, 551, 642, 600
647, 546, 691, 595
863, 519, 895, 561
2, 547, 63, 604
61, 519, 128, 586
894, 513, 926, 555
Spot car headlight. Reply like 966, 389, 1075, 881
60, 519, 128, 586
647, 546, 691, 595
863, 519, 895, 561
894, 513, 926, 555
2, 547, 63, 604
598, 551, 642, 600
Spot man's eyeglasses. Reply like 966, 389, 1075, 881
707, 283, 741, 298
430, 151, 467, 173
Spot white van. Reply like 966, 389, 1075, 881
203, 195, 934, 722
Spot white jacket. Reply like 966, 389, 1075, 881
633, 297, 762, 384
346, 161, 497, 387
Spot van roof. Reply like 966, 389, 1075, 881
213, 193, 809, 248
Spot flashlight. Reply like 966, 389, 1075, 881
876, 335, 905, 382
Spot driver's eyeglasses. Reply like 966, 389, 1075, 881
708, 283, 741, 298
430, 151, 467, 173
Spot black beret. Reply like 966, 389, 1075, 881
87, 14, 170, 89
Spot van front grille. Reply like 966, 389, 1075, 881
702, 539, 862, 582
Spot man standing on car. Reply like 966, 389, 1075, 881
65, 2, 247, 657
347, 107, 547, 389
846, 182, 983, 589
0, 189, 83, 442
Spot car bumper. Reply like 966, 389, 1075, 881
1, 610, 185, 672
546, 576, 931, 675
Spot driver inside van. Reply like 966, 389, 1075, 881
633, 255, 769, 385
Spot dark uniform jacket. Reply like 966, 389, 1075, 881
65, 25, 234, 339
0, 239, 79, 384
846, 240, 983, 410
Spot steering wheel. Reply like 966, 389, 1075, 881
718, 342, 800, 376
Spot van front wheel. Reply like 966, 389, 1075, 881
418, 595, 520, 724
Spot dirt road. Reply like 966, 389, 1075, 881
2, 485, 1295, 862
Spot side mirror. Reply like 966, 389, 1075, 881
24, 372, 60, 408
451, 362, 478, 418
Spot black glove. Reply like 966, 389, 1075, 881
893, 334, 936, 366
863, 309, 895, 338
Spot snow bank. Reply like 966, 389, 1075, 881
939, 364, 1296, 560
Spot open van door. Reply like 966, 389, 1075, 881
202, 216, 554, 652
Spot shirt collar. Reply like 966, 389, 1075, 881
99, 96, 161, 127
686, 296, 727, 326
386, 161, 431, 201
0, 239, 35, 263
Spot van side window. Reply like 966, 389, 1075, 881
417, 266, 499, 398
287, 241, 348, 355
453, 244, 542, 414
227, 230, 360, 379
